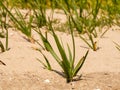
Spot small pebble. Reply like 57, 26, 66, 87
44, 79, 50, 83
10, 33, 14, 36
9, 77, 12, 81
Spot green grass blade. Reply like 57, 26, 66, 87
14, 9, 25, 24
37, 58, 47, 68
70, 15, 83, 33
100, 29, 108, 38
34, 29, 62, 65
37, 49, 52, 70
0, 41, 5, 52
113, 41, 120, 51
60, 37, 65, 50
51, 32, 70, 77
80, 35, 93, 49
89, 34, 97, 51
67, 43, 73, 67
73, 50, 89, 76
66, 43, 73, 81
37, 58, 52, 70
68, 16, 75, 66
116, 47, 120, 51
14, 9, 32, 37
27, 15, 34, 35
48, 19, 69, 64
5, 29, 8, 50
48, 18, 72, 79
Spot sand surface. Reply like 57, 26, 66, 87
0, 10, 120, 90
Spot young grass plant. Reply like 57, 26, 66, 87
0, 2, 34, 43
13, 9, 34, 42
35, 17, 89, 83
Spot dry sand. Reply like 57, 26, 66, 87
0, 10, 120, 90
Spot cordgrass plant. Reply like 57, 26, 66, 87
0, 2, 34, 42
35, 17, 89, 83
12, 8, 34, 42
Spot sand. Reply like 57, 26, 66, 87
0, 10, 120, 90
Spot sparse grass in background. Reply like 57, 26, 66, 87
54, 23, 69, 33
102, 0, 120, 27
0, 2, 34, 43
55, 0, 101, 51
12, 8, 34, 42
32, 0, 47, 28
55, 0, 120, 51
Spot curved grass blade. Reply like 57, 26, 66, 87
80, 35, 93, 49
73, 50, 89, 76
37, 49, 52, 70
34, 29, 62, 65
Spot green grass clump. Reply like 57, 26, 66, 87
55, 0, 100, 51
35, 17, 89, 83
0, 2, 34, 42
54, 0, 120, 51
13, 8, 34, 42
